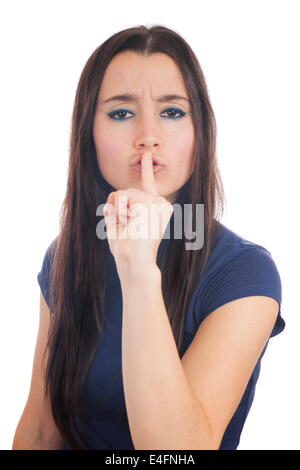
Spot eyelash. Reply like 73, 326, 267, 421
107, 107, 186, 121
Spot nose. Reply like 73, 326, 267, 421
133, 112, 163, 154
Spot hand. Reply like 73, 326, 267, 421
103, 151, 174, 273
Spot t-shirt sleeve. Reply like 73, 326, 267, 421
197, 246, 285, 338
37, 238, 57, 310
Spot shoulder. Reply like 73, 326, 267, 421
38, 236, 58, 270
200, 223, 282, 297
190, 223, 284, 338
205, 223, 279, 270
37, 236, 59, 310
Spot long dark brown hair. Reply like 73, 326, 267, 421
42, 25, 225, 449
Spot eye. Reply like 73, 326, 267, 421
160, 107, 186, 119
107, 107, 186, 121
107, 109, 134, 121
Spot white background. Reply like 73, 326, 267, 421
0, 0, 299, 450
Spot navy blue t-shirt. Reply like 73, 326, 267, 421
37, 223, 285, 450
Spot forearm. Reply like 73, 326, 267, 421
120, 265, 213, 450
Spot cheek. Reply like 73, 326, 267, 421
93, 126, 124, 169
171, 128, 195, 171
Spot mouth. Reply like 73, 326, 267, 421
130, 155, 166, 174
131, 161, 166, 174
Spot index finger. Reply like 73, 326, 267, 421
140, 151, 159, 196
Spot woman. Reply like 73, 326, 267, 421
12, 25, 285, 450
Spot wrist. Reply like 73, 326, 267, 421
117, 260, 161, 285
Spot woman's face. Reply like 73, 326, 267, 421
93, 51, 195, 203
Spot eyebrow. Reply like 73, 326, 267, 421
99, 93, 190, 105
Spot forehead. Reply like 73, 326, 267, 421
98, 51, 187, 98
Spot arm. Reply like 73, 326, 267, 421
120, 264, 278, 450
12, 292, 63, 450
120, 265, 216, 450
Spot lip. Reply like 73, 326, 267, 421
131, 162, 166, 174
130, 155, 166, 167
